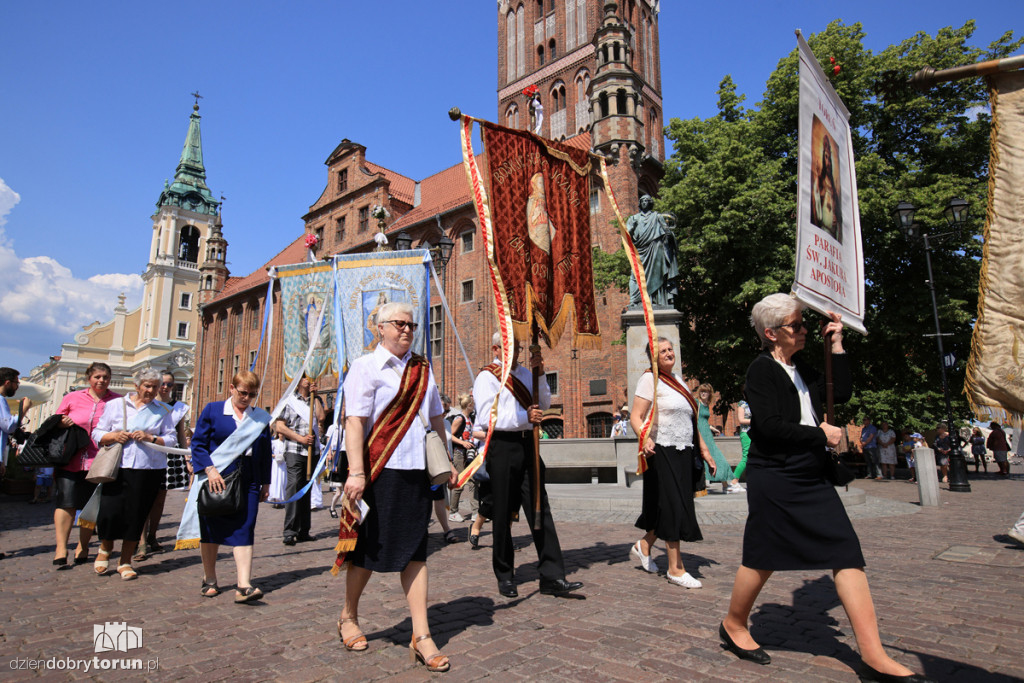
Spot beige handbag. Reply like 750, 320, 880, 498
86, 399, 128, 484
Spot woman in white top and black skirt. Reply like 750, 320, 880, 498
719, 293, 932, 683
629, 337, 716, 588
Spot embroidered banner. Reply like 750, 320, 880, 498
479, 120, 600, 348
965, 70, 1024, 427
277, 251, 431, 381
793, 31, 867, 335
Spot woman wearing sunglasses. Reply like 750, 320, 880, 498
188, 370, 273, 602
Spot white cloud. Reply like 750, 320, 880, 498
0, 177, 144, 363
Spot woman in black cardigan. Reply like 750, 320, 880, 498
718, 293, 932, 683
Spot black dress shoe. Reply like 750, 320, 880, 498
295, 534, 314, 543
53, 555, 68, 567
469, 534, 479, 548
282, 537, 296, 546
719, 622, 771, 665
857, 662, 935, 683
498, 580, 518, 598
538, 579, 583, 595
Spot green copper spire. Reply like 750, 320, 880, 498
156, 99, 220, 216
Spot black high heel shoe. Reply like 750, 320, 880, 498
718, 622, 771, 665
53, 554, 68, 568
858, 662, 935, 683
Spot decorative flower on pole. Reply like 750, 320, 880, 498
304, 232, 320, 262
371, 204, 391, 252
523, 84, 543, 135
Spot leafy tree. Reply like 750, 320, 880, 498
659, 20, 1022, 431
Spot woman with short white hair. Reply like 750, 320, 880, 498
719, 293, 930, 683
92, 367, 178, 580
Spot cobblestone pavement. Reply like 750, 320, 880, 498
1, 467, 1022, 682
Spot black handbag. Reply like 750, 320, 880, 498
197, 466, 244, 516
19, 415, 90, 467
824, 449, 855, 487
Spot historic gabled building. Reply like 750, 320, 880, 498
28, 102, 221, 417
195, 0, 670, 437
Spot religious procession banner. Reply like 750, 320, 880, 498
333, 249, 431, 369
276, 250, 431, 381
793, 31, 867, 335
965, 69, 1024, 427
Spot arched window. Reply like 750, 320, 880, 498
537, 45, 545, 67
506, 10, 516, 81
599, 91, 609, 118
516, 5, 525, 78
506, 102, 520, 129
178, 225, 200, 263
649, 106, 660, 158
587, 412, 614, 438
616, 88, 627, 115
548, 38, 556, 60
575, 70, 590, 131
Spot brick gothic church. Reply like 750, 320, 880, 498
195, 0, 665, 438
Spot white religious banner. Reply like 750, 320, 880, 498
792, 30, 867, 334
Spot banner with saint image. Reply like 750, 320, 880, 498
793, 31, 867, 334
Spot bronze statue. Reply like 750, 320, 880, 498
627, 195, 679, 308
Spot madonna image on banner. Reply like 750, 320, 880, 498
362, 288, 409, 352
810, 115, 843, 244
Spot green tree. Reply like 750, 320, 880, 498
660, 20, 1022, 431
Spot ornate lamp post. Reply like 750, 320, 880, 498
428, 235, 455, 392
891, 197, 971, 493
394, 231, 413, 252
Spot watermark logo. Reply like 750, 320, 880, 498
93, 622, 143, 653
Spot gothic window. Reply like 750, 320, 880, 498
251, 301, 260, 330
506, 103, 519, 129
599, 91, 609, 118
587, 412, 613, 438
535, 0, 542, 14
217, 358, 224, 394
178, 225, 200, 263
337, 168, 348, 193
616, 88, 627, 115
537, 45, 545, 67
576, 0, 586, 41
358, 206, 369, 233
549, 38, 556, 60
516, 5, 526, 78
234, 308, 243, 336
575, 70, 590, 131
233, 354, 240, 377
506, 10, 516, 81
565, 0, 575, 47
551, 81, 566, 110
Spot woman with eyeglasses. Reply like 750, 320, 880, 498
189, 370, 273, 602
719, 293, 932, 683
335, 301, 456, 673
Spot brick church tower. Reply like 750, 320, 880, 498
496, 0, 665, 437
496, 0, 664, 246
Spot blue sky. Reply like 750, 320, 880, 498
0, 1, 1018, 372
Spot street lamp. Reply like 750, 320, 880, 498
394, 231, 412, 252
428, 234, 455, 393
891, 197, 971, 493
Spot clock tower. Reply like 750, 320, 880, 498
140, 101, 222, 347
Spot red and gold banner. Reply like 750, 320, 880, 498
478, 120, 600, 349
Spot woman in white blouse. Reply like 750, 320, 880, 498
629, 338, 715, 589
92, 367, 177, 580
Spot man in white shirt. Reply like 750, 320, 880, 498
472, 333, 583, 599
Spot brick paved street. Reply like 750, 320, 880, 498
2, 468, 1022, 682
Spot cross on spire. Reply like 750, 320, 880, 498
191, 90, 203, 108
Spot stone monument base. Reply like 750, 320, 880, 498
621, 307, 684, 410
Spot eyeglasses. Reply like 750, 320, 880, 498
233, 388, 255, 398
385, 320, 419, 332
160, 382, 175, 387
774, 320, 807, 332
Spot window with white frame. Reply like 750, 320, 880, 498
176, 321, 189, 339
179, 292, 192, 310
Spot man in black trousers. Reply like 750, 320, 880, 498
275, 376, 324, 545
472, 333, 583, 598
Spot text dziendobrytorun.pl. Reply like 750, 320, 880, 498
9, 657, 159, 673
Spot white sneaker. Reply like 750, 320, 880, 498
1008, 528, 1024, 546
666, 571, 702, 589
727, 483, 746, 493
629, 541, 658, 573
448, 512, 465, 523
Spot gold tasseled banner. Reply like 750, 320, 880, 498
334, 539, 357, 554
78, 520, 96, 531
174, 539, 200, 551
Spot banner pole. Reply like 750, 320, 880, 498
530, 323, 542, 532
307, 384, 316, 479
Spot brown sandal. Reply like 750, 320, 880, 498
338, 617, 368, 651
410, 634, 449, 672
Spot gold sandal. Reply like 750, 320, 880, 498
410, 634, 449, 672
337, 617, 368, 652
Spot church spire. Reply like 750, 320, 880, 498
156, 96, 220, 216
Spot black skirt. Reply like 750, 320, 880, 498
742, 451, 865, 570
96, 468, 166, 542
348, 468, 430, 573
53, 469, 97, 510
635, 444, 703, 543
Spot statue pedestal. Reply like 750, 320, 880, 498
621, 308, 684, 411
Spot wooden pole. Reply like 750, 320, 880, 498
530, 324, 543, 532
307, 385, 316, 478
823, 325, 835, 424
